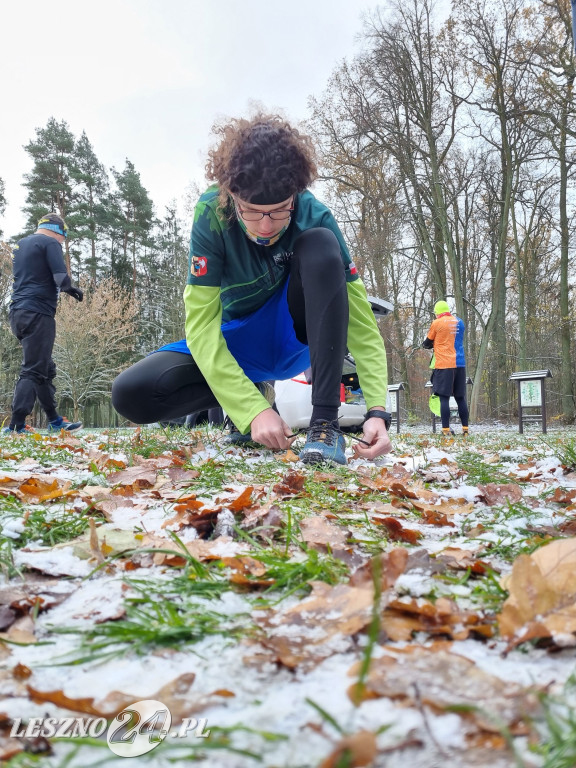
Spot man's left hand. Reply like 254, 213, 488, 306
352, 417, 392, 459
65, 286, 84, 302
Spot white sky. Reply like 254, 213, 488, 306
0, 0, 381, 237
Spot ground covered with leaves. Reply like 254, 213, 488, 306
2, 424, 576, 768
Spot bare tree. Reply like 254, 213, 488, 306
53, 278, 139, 421
524, 0, 576, 422
451, 0, 548, 417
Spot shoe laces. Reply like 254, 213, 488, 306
222, 415, 241, 434
290, 420, 371, 447
304, 420, 340, 446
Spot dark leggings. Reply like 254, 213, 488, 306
9, 309, 59, 425
112, 228, 348, 425
439, 395, 469, 429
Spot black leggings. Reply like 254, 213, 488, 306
112, 228, 348, 425
439, 395, 469, 429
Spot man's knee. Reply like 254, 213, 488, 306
294, 228, 341, 267
111, 367, 150, 423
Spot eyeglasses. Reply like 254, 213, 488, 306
236, 203, 294, 222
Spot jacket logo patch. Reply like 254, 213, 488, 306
192, 256, 208, 277
271, 250, 293, 266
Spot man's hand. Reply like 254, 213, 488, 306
64, 286, 84, 302
352, 416, 392, 460
250, 408, 295, 451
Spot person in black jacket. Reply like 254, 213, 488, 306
3, 213, 84, 434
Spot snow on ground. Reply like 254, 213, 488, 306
2, 423, 576, 767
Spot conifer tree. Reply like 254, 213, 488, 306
22, 118, 77, 226
148, 203, 189, 349
111, 159, 155, 296
71, 131, 109, 281
22, 118, 77, 270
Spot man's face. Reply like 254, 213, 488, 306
234, 196, 294, 239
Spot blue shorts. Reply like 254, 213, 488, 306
157, 280, 310, 382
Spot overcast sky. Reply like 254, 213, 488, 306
1, 0, 383, 237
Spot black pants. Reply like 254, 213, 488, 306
9, 309, 59, 426
432, 367, 469, 429
112, 228, 349, 425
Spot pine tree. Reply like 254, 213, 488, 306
111, 159, 155, 297
71, 132, 109, 281
22, 118, 77, 225
148, 202, 189, 349
22, 118, 78, 271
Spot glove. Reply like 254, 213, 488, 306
65, 286, 84, 302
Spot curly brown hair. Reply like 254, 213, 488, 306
205, 113, 318, 214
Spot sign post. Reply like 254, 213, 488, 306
509, 370, 552, 433
386, 383, 405, 434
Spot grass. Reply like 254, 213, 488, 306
436, 567, 509, 612
0, 502, 95, 549
0, 539, 24, 578
544, 436, 576, 472
528, 675, 576, 768
1, 723, 288, 767
53, 580, 252, 664
455, 449, 512, 485
233, 529, 350, 603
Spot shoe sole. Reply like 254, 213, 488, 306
300, 449, 346, 466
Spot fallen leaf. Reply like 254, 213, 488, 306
220, 556, 274, 586
272, 471, 306, 496
381, 597, 494, 641
259, 582, 376, 668
347, 648, 539, 733
477, 483, 523, 505
228, 486, 254, 511
0, 606, 16, 631
280, 449, 300, 463
498, 538, 576, 649
552, 488, 576, 504
319, 730, 377, 768
349, 548, 409, 589
106, 465, 158, 490
420, 509, 455, 527
371, 517, 422, 544
141, 534, 247, 565
300, 516, 350, 550
69, 528, 142, 560
27, 673, 213, 724
436, 546, 492, 574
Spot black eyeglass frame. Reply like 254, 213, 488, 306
235, 199, 294, 222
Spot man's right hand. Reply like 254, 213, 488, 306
250, 408, 295, 451
64, 286, 84, 302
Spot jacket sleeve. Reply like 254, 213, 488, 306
45, 239, 72, 289
346, 280, 388, 408
183, 284, 273, 434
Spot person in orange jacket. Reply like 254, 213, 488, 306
423, 300, 469, 436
